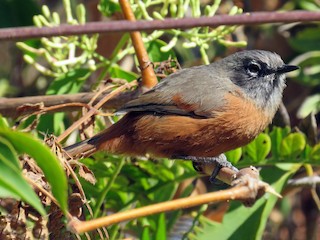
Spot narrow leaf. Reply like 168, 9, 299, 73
0, 136, 45, 215
0, 130, 68, 214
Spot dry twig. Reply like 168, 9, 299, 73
56, 80, 137, 142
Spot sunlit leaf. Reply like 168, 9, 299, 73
280, 133, 306, 159
146, 39, 176, 62
155, 213, 166, 240
225, 148, 242, 164
0, 130, 68, 214
310, 143, 320, 161
109, 65, 138, 81
244, 133, 271, 163
0, 115, 9, 129
269, 127, 291, 160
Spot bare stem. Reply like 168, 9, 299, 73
69, 185, 251, 233
0, 11, 319, 41
119, 0, 158, 89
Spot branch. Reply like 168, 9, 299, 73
119, 0, 158, 89
68, 165, 280, 234
0, 89, 142, 118
70, 186, 249, 233
0, 11, 320, 41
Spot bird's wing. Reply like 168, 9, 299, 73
118, 65, 236, 118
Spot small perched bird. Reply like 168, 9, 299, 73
65, 50, 298, 177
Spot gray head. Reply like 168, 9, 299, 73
217, 50, 298, 116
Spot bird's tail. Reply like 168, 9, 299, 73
63, 112, 142, 159
64, 134, 103, 159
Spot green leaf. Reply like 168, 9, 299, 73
195, 164, 299, 240
289, 51, 320, 87
225, 148, 242, 164
146, 39, 176, 62
0, 136, 45, 215
0, 136, 20, 169
138, 161, 175, 181
155, 213, 166, 240
38, 68, 91, 134
269, 127, 291, 160
109, 65, 138, 81
243, 133, 271, 163
0, 115, 9, 129
98, 0, 121, 17
0, 129, 68, 214
297, 94, 320, 118
299, 1, 320, 11
289, 27, 320, 53
280, 133, 306, 159
310, 143, 320, 161
47, 68, 91, 95
153, 182, 177, 203
141, 226, 151, 240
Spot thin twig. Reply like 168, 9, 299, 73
0, 11, 320, 41
56, 80, 137, 142
119, 0, 158, 89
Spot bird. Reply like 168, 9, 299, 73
64, 50, 299, 178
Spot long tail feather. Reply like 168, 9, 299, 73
64, 135, 102, 158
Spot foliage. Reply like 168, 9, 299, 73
0, 115, 68, 215
194, 164, 299, 240
284, 0, 320, 118
99, 0, 246, 64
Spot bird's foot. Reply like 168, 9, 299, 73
173, 154, 238, 183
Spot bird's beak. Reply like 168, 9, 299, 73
277, 65, 299, 74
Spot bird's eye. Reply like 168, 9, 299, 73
246, 62, 261, 76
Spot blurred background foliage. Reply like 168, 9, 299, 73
0, 0, 320, 239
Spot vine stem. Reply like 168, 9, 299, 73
0, 11, 320, 41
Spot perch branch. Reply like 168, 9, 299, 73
68, 165, 280, 233
69, 185, 250, 233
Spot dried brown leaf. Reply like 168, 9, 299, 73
78, 164, 96, 185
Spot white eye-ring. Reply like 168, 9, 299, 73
246, 62, 261, 76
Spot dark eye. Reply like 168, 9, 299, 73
246, 62, 261, 76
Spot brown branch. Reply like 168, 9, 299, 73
0, 89, 142, 118
119, 0, 158, 89
69, 185, 250, 233
0, 11, 320, 41
67, 165, 280, 234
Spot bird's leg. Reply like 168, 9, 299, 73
173, 154, 239, 183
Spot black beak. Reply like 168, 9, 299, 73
277, 64, 299, 74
